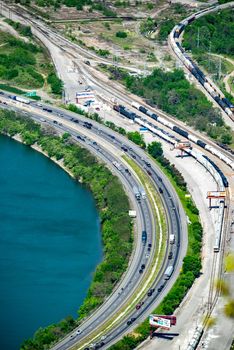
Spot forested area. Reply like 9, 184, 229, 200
123, 68, 232, 144
183, 8, 234, 105
0, 26, 63, 95
0, 109, 132, 350
183, 9, 234, 57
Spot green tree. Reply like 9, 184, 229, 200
47, 73, 63, 95
116, 31, 127, 38
127, 131, 146, 148
147, 141, 163, 158
183, 255, 201, 277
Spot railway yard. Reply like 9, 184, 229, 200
0, 1, 233, 350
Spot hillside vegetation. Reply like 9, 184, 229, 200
183, 8, 234, 104
106, 67, 232, 144
183, 9, 234, 56
0, 22, 63, 96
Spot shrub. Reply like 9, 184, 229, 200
116, 31, 128, 38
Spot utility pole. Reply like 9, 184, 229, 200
197, 27, 200, 48
218, 57, 222, 81
208, 41, 211, 73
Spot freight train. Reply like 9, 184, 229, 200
169, 5, 234, 122
113, 103, 227, 252
114, 103, 234, 171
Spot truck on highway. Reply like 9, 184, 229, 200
139, 186, 146, 200
133, 186, 141, 200
142, 230, 147, 245
12, 95, 30, 104
169, 234, 175, 244
164, 265, 174, 280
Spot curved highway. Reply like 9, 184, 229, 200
0, 95, 187, 350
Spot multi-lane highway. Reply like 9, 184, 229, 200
0, 93, 187, 350
0, 3, 233, 349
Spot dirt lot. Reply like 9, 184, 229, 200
56, 18, 175, 71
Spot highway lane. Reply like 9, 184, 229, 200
0, 98, 186, 350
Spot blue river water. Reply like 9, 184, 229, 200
0, 135, 102, 350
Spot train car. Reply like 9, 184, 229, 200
139, 105, 148, 114
172, 126, 189, 138
131, 101, 141, 110
197, 139, 206, 148
113, 104, 120, 112
222, 97, 234, 111
204, 82, 218, 98
119, 105, 136, 120
175, 23, 185, 35
157, 116, 167, 125
187, 16, 195, 24
225, 108, 233, 117
188, 134, 198, 143
203, 155, 229, 187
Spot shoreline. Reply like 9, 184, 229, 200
11, 133, 75, 179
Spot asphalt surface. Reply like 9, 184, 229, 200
0, 3, 233, 349
0, 94, 187, 350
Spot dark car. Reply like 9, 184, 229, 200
131, 317, 136, 322
121, 146, 128, 152
148, 243, 152, 248
139, 269, 143, 274
147, 170, 152, 176
131, 154, 136, 159
147, 288, 155, 296
141, 264, 145, 270
168, 252, 173, 259
158, 285, 164, 293
127, 320, 132, 326
159, 187, 163, 194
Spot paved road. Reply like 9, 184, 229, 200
0, 95, 187, 350
0, 3, 233, 348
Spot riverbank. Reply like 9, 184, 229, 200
12, 133, 75, 179
0, 134, 102, 350
0, 109, 132, 350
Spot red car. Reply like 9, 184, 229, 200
136, 301, 144, 310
